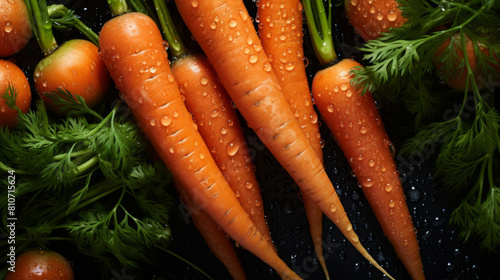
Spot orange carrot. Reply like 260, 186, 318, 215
312, 58, 425, 280
173, 178, 247, 280
98, 12, 301, 280
256, 0, 328, 278
174, 1, 393, 278
171, 53, 273, 243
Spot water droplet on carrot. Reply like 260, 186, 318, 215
363, 178, 375, 187
248, 55, 258, 64
329, 204, 337, 213
368, 160, 375, 167
333, 85, 339, 92
191, 0, 198, 7
42, 81, 48, 87
220, 127, 228, 135
346, 223, 353, 231
370, 7, 376, 13
327, 104, 334, 113
387, 11, 398, 21
340, 83, 349, 91
161, 115, 172, 127
173, 111, 179, 118
227, 141, 240, 156
360, 127, 367, 134
350, 0, 358, 6
279, 34, 286, 41
228, 19, 237, 28
376, 13, 384, 21
200, 77, 208, 85
150, 119, 156, 127
245, 182, 253, 189
1, 106, 7, 113
239, 10, 248, 21
389, 200, 396, 208
168, 146, 175, 153
210, 22, 217, 29
345, 90, 352, 97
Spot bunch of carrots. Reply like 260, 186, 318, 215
1, 0, 427, 279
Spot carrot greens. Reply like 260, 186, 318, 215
350, 0, 500, 252
0, 91, 173, 276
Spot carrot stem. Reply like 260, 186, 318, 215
302, 0, 336, 65
106, 0, 130, 16
47, 4, 100, 46
152, 0, 187, 58
24, 0, 58, 55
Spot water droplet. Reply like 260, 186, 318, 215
351, 0, 358, 6
200, 77, 208, 85
327, 104, 334, 113
340, 83, 349, 91
0, 106, 7, 113
345, 90, 352, 97
210, 22, 217, 29
370, 6, 376, 13
360, 127, 367, 134
408, 187, 421, 202
227, 141, 240, 156
346, 223, 353, 231
389, 200, 395, 208
285, 63, 295, 71
387, 11, 398, 21
58, 271, 64, 276
245, 182, 253, 189
150, 119, 156, 126
248, 55, 258, 64
384, 184, 393, 193
191, 0, 199, 7
161, 115, 173, 127
220, 127, 228, 135
363, 178, 375, 188
368, 160, 375, 167
376, 13, 384, 21
239, 10, 248, 21
330, 204, 337, 213
168, 146, 175, 153
246, 35, 253, 45
228, 20, 237, 28
279, 34, 286, 41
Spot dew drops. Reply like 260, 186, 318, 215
149, 118, 156, 127
345, 90, 352, 97
210, 22, 217, 30
330, 204, 337, 213
228, 19, 238, 28
389, 200, 396, 208
161, 115, 173, 127
340, 83, 349, 91
387, 11, 398, 21
360, 127, 367, 134
350, 0, 358, 6
246, 36, 253, 45
285, 63, 295, 71
376, 13, 384, 21
245, 182, 253, 189
384, 184, 393, 193
368, 160, 375, 167
42, 81, 48, 87
248, 55, 258, 64
168, 146, 175, 153
0, 106, 6, 113
200, 77, 208, 85
227, 141, 240, 156
239, 10, 248, 21
327, 104, 334, 113
220, 127, 228, 135
346, 223, 353, 231
263, 63, 272, 72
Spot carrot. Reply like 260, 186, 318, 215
98, 12, 301, 280
24, 0, 110, 114
256, 0, 328, 278
312, 59, 425, 280
0, 59, 32, 128
0, 0, 32, 57
302, 1, 424, 278
174, 0, 393, 278
173, 178, 247, 280
171, 54, 273, 243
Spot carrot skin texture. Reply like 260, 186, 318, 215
256, 0, 328, 278
312, 58, 425, 280
98, 12, 300, 280
175, 1, 392, 278
171, 53, 273, 243
174, 179, 247, 280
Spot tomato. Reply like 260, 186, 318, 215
345, 0, 407, 41
435, 32, 500, 92
34, 39, 111, 114
4, 249, 74, 280
0, 59, 31, 128
0, 0, 33, 57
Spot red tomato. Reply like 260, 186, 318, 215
435, 32, 500, 91
34, 39, 111, 114
345, 0, 407, 41
0, 59, 31, 128
0, 0, 32, 57
4, 249, 74, 280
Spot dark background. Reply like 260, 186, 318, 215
5, 0, 498, 279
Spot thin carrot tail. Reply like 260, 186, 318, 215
302, 195, 330, 280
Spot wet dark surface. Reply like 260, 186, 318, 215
6, 0, 499, 279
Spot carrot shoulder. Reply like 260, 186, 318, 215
174, 0, 393, 278
256, 0, 328, 278
312, 58, 425, 280
174, 179, 247, 280
98, 12, 301, 280
171, 53, 273, 243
